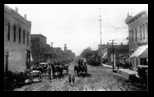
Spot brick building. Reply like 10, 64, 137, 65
4, 5, 31, 73
125, 10, 148, 69
31, 34, 47, 63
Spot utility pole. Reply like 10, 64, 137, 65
99, 8, 103, 66
112, 40, 114, 71
109, 40, 117, 72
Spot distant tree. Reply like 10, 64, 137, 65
80, 47, 93, 59
80, 47, 100, 66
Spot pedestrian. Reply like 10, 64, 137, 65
48, 64, 52, 80
68, 74, 75, 86
68, 74, 72, 85
72, 74, 75, 84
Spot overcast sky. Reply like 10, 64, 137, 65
5, 4, 148, 56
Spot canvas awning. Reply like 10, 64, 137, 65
102, 53, 107, 59
130, 44, 148, 58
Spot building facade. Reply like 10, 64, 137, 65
31, 34, 47, 63
99, 43, 129, 66
4, 5, 31, 73
125, 10, 148, 69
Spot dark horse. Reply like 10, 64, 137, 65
74, 58, 87, 75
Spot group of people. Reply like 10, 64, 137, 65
116, 60, 132, 70
47, 59, 73, 80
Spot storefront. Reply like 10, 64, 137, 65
102, 53, 108, 64
130, 44, 148, 67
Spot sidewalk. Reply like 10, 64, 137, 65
103, 64, 138, 76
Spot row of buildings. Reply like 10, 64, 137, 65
31, 34, 75, 65
125, 10, 148, 70
99, 10, 148, 70
4, 5, 75, 73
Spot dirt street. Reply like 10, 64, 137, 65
13, 61, 147, 91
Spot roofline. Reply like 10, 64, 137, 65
126, 10, 148, 24
4, 5, 31, 27
31, 34, 47, 38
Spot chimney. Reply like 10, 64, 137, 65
64, 44, 67, 51
24, 14, 27, 19
15, 7, 18, 13
51, 42, 54, 48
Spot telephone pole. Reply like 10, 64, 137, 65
109, 40, 117, 72
99, 8, 103, 66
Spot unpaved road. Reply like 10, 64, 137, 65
13, 61, 147, 91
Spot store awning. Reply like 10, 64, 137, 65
102, 53, 107, 59
130, 44, 148, 58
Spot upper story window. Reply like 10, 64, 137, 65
6, 22, 11, 41
143, 24, 145, 39
140, 25, 142, 40
19, 27, 21, 43
13, 25, 16, 42
23, 30, 25, 44
129, 30, 131, 43
147, 22, 148, 34
135, 27, 137, 42
146, 22, 148, 37
27, 32, 29, 45
129, 30, 132, 44
132, 29, 134, 43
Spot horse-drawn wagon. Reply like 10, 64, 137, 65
25, 70, 42, 83
74, 58, 87, 75
51, 61, 69, 78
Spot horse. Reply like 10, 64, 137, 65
74, 58, 87, 75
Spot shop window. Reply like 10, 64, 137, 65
140, 58, 148, 65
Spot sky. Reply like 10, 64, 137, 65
5, 4, 148, 56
